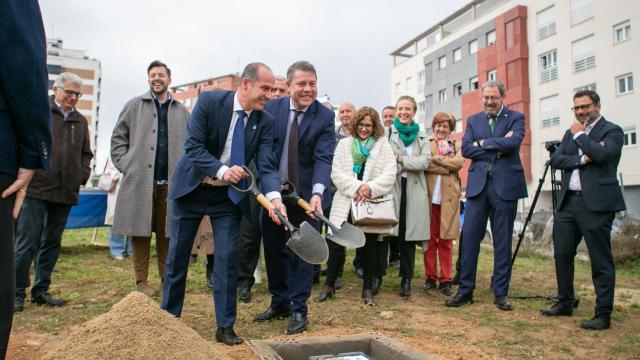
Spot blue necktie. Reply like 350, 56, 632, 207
228, 110, 245, 204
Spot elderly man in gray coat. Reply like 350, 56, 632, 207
111, 60, 189, 296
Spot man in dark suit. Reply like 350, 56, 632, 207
541, 90, 625, 330
161, 63, 283, 345
254, 61, 336, 334
446, 80, 527, 311
0, 1, 52, 357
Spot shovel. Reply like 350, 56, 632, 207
229, 166, 328, 264
282, 181, 365, 249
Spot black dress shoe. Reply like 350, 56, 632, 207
581, 315, 610, 330
334, 276, 343, 290
362, 289, 375, 306
355, 267, 364, 279
400, 278, 411, 298
254, 306, 291, 322
372, 277, 383, 296
439, 282, 453, 297
541, 301, 573, 317
314, 285, 335, 302
31, 292, 65, 307
238, 285, 251, 303
286, 312, 308, 334
494, 296, 513, 311
215, 326, 243, 345
14, 297, 24, 312
422, 278, 437, 291
445, 292, 473, 307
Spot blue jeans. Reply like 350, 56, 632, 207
108, 227, 132, 257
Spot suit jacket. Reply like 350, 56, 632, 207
462, 107, 528, 200
169, 90, 280, 201
551, 116, 626, 212
264, 97, 336, 208
0, 0, 51, 175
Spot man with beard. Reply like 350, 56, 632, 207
541, 90, 625, 330
446, 80, 527, 311
111, 60, 189, 296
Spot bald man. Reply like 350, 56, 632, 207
336, 102, 356, 137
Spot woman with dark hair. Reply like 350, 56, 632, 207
388, 96, 431, 298
325, 107, 397, 305
422, 112, 463, 296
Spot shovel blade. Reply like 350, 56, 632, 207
285, 222, 328, 264
327, 222, 366, 248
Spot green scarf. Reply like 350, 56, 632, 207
351, 136, 375, 174
393, 117, 420, 147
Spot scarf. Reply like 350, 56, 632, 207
351, 136, 375, 175
393, 117, 420, 147
436, 139, 453, 156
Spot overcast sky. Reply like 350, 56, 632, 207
40, 0, 468, 169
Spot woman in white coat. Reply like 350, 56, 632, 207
104, 161, 131, 260
329, 107, 397, 305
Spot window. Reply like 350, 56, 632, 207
438, 55, 447, 69
405, 77, 412, 90
574, 83, 597, 93
48, 79, 55, 89
47, 64, 62, 75
616, 73, 634, 95
486, 30, 496, 46
470, 76, 479, 90
614, 20, 631, 43
487, 69, 497, 81
572, 35, 595, 72
455, 119, 463, 133
623, 127, 637, 147
539, 50, 558, 83
438, 89, 447, 103
537, 6, 556, 40
453, 83, 463, 97
417, 71, 425, 93
418, 101, 426, 112
394, 82, 401, 94
469, 39, 478, 54
453, 48, 462, 62
571, 0, 593, 25
540, 94, 560, 127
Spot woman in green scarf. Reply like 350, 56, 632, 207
387, 96, 432, 298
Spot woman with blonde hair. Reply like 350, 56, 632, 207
422, 112, 463, 296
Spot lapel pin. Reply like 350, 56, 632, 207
252, 124, 257, 130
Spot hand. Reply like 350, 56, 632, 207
505, 130, 513, 137
479, 139, 484, 146
584, 154, 592, 163
1, 168, 35, 219
222, 165, 247, 184
269, 198, 288, 228
396, 155, 403, 165
356, 184, 371, 200
570, 121, 587, 135
308, 195, 323, 220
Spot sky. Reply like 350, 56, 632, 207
40, 0, 469, 169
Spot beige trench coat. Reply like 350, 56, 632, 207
425, 138, 463, 240
387, 126, 431, 241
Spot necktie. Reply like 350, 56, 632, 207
488, 115, 496, 135
228, 110, 246, 204
287, 111, 303, 189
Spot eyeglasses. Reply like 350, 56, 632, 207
357, 123, 373, 129
59, 87, 82, 98
571, 103, 595, 112
481, 96, 502, 102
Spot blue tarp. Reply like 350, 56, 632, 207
65, 188, 107, 229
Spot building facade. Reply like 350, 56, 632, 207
47, 38, 102, 173
390, 0, 640, 214
170, 74, 240, 111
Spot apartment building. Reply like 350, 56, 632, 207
170, 74, 240, 111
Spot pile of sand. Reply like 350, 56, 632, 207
41, 292, 230, 360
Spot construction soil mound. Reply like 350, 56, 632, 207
41, 291, 230, 360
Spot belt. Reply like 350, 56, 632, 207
567, 190, 583, 196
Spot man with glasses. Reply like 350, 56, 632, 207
14, 72, 93, 312
541, 90, 625, 330
446, 80, 527, 311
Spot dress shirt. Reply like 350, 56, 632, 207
432, 175, 442, 204
568, 115, 602, 191
401, 144, 413, 178
54, 100, 73, 120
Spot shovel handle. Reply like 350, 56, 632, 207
296, 198, 312, 212
296, 198, 335, 230
256, 193, 295, 230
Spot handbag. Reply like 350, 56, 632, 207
97, 160, 115, 191
351, 194, 398, 226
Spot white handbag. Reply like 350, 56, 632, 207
351, 194, 398, 226
97, 161, 115, 191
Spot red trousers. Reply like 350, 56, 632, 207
423, 204, 453, 282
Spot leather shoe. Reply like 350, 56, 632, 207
14, 297, 24, 312
362, 289, 375, 306
314, 285, 335, 302
445, 292, 474, 307
334, 276, 343, 290
581, 315, 610, 330
399, 278, 411, 298
31, 292, 65, 307
422, 278, 437, 291
541, 301, 573, 317
439, 282, 453, 297
494, 296, 513, 311
215, 326, 243, 345
372, 277, 383, 296
254, 306, 291, 322
286, 312, 308, 334
238, 285, 251, 303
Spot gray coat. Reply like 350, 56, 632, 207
387, 126, 431, 241
110, 91, 189, 237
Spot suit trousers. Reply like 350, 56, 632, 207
424, 204, 453, 282
14, 197, 71, 299
0, 174, 16, 360
553, 193, 616, 317
132, 184, 169, 285
237, 193, 262, 288
458, 177, 516, 297
363, 234, 389, 290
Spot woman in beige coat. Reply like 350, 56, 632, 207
387, 96, 431, 298
422, 113, 463, 296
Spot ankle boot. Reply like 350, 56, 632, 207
400, 278, 411, 298
314, 285, 335, 302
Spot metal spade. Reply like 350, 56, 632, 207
281, 181, 366, 249
229, 166, 328, 264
